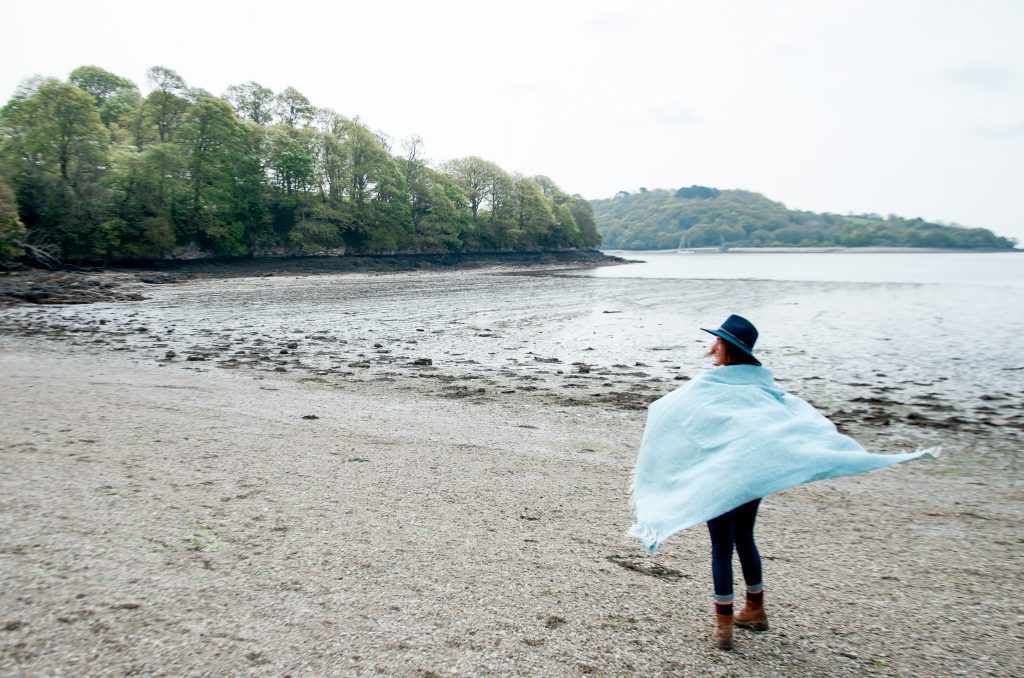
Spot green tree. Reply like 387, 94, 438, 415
443, 156, 498, 219
309, 109, 351, 201
267, 126, 315, 195
363, 159, 413, 251
0, 77, 109, 256
398, 134, 441, 242
569, 196, 600, 247
533, 175, 566, 202
511, 175, 556, 248
276, 86, 314, 128
101, 141, 189, 257
412, 169, 471, 250
487, 169, 514, 222
224, 81, 276, 126
143, 66, 190, 143
0, 176, 27, 259
334, 122, 412, 251
176, 93, 264, 254
69, 65, 142, 129
69, 66, 135, 103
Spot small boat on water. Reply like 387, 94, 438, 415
677, 234, 694, 254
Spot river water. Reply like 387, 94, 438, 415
563, 250, 1024, 406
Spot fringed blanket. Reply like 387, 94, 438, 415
630, 365, 937, 552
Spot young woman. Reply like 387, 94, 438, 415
701, 317, 768, 650
630, 314, 935, 651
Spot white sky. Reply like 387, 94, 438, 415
4, 0, 1023, 242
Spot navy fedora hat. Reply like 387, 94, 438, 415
701, 314, 760, 363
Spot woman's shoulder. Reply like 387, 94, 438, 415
700, 364, 775, 388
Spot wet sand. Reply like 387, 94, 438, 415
1, 267, 1022, 676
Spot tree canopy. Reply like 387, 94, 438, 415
0, 65, 600, 262
592, 187, 1016, 250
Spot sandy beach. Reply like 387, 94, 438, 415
1, 265, 1022, 676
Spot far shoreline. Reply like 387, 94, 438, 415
605, 246, 1021, 254
0, 249, 629, 307
105, 248, 629, 279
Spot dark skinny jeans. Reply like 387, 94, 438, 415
706, 498, 763, 601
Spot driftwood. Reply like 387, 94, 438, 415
12, 240, 62, 270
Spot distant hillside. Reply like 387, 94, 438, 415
591, 187, 1016, 250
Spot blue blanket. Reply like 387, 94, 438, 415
630, 365, 937, 552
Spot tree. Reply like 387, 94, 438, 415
569, 196, 600, 247
443, 156, 499, 219
399, 135, 433, 233
532, 175, 569, 203
0, 79, 108, 189
276, 87, 314, 128
0, 176, 27, 259
101, 142, 187, 257
176, 93, 263, 254
224, 81, 276, 126
486, 168, 514, 224
144, 66, 190, 143
364, 159, 412, 251
102, 88, 143, 136
70, 65, 135, 103
69, 65, 141, 128
332, 122, 412, 251
310, 127, 346, 201
309, 109, 351, 201
410, 168, 471, 251
266, 126, 314, 195
511, 175, 556, 248
343, 123, 381, 206
674, 185, 720, 199
0, 78, 109, 255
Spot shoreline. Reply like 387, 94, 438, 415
111, 248, 628, 278
0, 249, 627, 308
608, 246, 1021, 254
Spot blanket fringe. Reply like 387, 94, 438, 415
629, 523, 658, 553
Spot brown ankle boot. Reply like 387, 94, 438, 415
735, 592, 768, 631
713, 613, 733, 650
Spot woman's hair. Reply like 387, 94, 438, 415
722, 341, 761, 366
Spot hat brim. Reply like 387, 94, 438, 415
701, 327, 760, 364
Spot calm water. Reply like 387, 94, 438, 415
593, 250, 1024, 287
9, 251, 1024, 412
564, 251, 1024, 404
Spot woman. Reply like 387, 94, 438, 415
630, 314, 936, 651
701, 316, 768, 650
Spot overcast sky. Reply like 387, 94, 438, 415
4, 0, 1023, 242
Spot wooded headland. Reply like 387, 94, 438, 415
0, 66, 600, 266
592, 186, 1016, 250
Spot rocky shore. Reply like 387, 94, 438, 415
0, 250, 625, 307
0, 269, 146, 306
0, 275, 1019, 438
